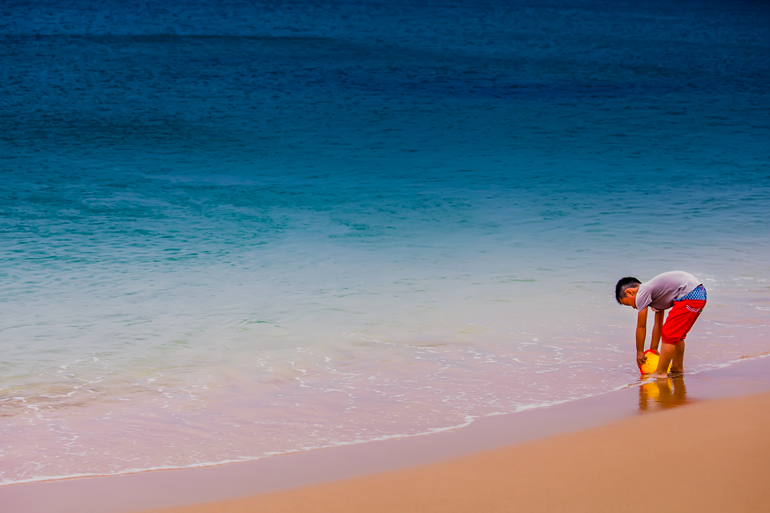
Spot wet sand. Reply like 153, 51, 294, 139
146, 390, 770, 513
3, 356, 770, 513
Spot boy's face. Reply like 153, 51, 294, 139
619, 286, 639, 309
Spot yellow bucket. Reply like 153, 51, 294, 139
639, 349, 672, 376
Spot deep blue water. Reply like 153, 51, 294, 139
1, 0, 769, 484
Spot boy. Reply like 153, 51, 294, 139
615, 271, 707, 378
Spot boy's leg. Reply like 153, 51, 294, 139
651, 342, 676, 378
671, 340, 686, 373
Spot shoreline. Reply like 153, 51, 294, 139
3, 355, 766, 490
3, 355, 770, 513
145, 388, 770, 513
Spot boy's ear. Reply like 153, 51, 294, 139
626, 286, 638, 297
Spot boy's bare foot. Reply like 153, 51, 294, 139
649, 371, 669, 379
669, 367, 684, 374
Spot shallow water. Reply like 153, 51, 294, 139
1, 0, 769, 485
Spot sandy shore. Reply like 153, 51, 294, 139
4, 357, 770, 513
144, 390, 770, 513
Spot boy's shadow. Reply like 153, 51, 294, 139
638, 375, 689, 412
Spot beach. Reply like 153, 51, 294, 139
2, 0, 769, 506
3, 356, 770, 513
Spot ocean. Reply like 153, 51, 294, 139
1, 0, 769, 485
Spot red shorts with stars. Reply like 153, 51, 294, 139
662, 294, 706, 345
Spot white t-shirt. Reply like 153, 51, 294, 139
636, 271, 701, 311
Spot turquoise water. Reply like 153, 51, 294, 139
1, 0, 769, 484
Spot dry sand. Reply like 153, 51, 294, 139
143, 390, 770, 513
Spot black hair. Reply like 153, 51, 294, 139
615, 277, 641, 304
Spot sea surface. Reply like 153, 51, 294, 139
1, 0, 769, 485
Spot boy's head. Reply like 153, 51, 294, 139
615, 277, 641, 308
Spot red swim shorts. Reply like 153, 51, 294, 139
661, 299, 706, 345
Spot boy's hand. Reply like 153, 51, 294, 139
636, 351, 647, 367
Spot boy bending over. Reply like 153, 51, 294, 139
615, 271, 707, 378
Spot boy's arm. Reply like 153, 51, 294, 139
635, 307, 648, 367
650, 309, 665, 353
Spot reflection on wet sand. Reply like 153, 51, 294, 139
639, 375, 690, 412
